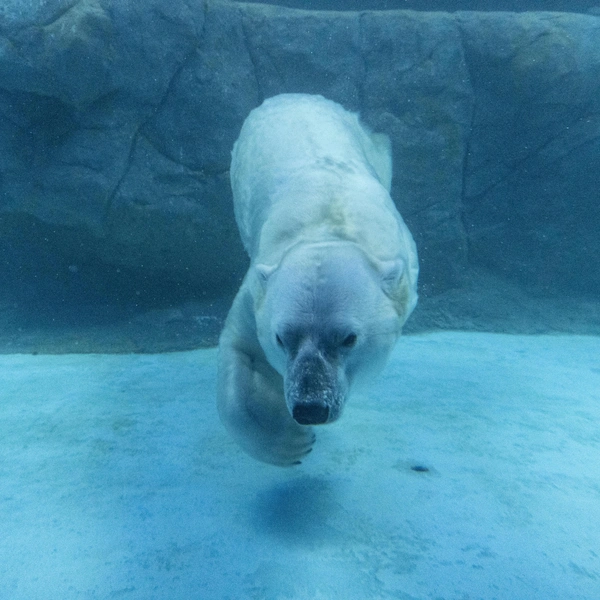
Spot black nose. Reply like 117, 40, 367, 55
292, 403, 329, 425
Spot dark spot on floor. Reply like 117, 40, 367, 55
411, 465, 430, 473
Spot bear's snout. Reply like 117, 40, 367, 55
285, 341, 345, 425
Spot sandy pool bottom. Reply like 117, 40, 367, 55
1, 332, 598, 599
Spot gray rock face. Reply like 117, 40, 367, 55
458, 12, 600, 296
0, 0, 599, 348
241, 1, 600, 13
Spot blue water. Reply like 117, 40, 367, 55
1, 2, 599, 599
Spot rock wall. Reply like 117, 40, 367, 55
242, 1, 600, 14
1, 0, 599, 339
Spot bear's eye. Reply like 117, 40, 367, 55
341, 333, 357, 348
276, 334, 284, 348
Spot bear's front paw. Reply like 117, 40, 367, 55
223, 400, 317, 466
269, 426, 316, 467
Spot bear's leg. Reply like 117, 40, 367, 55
218, 335, 315, 466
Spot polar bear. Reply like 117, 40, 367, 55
217, 94, 418, 466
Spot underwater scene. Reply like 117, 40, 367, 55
1, 1, 599, 598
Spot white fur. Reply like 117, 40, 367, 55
218, 94, 418, 466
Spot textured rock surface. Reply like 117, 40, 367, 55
1, 1, 599, 351
458, 11, 600, 296
242, 1, 600, 12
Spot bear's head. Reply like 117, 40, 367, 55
254, 241, 407, 426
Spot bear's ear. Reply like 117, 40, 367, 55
255, 263, 277, 288
379, 259, 404, 294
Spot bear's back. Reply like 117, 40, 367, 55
230, 94, 393, 258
